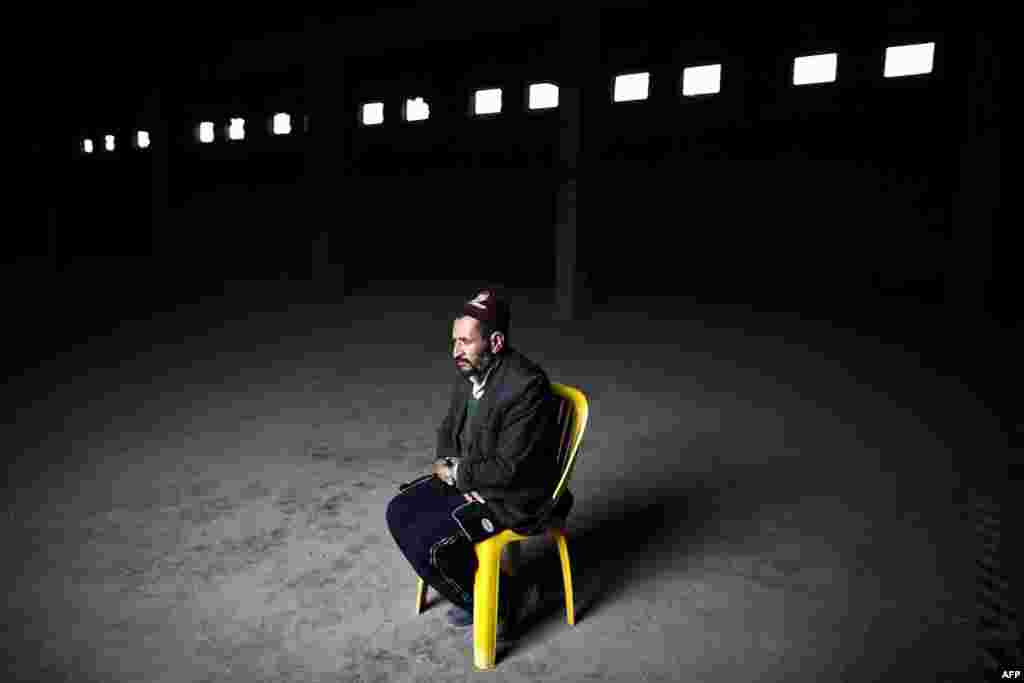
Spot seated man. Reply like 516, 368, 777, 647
386, 288, 572, 640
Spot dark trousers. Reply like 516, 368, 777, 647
386, 474, 505, 612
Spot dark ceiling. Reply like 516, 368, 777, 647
33, 3, 954, 85
26, 1, 965, 142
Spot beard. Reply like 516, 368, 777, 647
476, 349, 495, 375
458, 347, 495, 378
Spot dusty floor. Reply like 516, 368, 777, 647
2, 279, 1012, 682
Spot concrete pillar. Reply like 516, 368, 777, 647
305, 48, 349, 293
42, 139, 59, 273
554, 10, 599, 322
311, 230, 331, 282
948, 32, 999, 320
144, 88, 170, 265
47, 206, 58, 272
555, 173, 579, 321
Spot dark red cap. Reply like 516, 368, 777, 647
461, 289, 511, 333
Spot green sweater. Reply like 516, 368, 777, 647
458, 395, 480, 458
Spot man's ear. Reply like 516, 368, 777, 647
490, 332, 504, 353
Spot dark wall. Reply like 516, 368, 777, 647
581, 60, 958, 309
38, 4, 1002, 323
148, 19, 569, 292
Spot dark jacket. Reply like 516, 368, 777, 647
435, 347, 573, 534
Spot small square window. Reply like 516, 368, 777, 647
884, 42, 935, 78
136, 131, 150, 149
682, 64, 721, 96
82, 138, 94, 154
613, 72, 649, 102
528, 82, 559, 109
793, 53, 838, 85
104, 134, 115, 152
273, 113, 291, 135
474, 88, 502, 115
361, 102, 384, 125
228, 118, 245, 141
405, 97, 430, 122
198, 121, 215, 143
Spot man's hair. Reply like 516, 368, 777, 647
476, 316, 510, 348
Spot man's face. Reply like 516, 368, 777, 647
452, 316, 495, 378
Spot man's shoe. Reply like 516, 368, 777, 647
446, 605, 473, 628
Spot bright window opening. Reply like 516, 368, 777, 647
884, 42, 935, 78
405, 97, 429, 122
361, 102, 384, 125
793, 53, 838, 85
613, 72, 649, 102
228, 117, 245, 141
199, 121, 215, 143
82, 138, 94, 154
528, 82, 559, 109
136, 131, 150, 149
273, 112, 291, 135
474, 88, 502, 115
682, 64, 721, 96
104, 134, 115, 152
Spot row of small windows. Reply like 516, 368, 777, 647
201, 111, 295, 141
360, 81, 557, 126
361, 43, 934, 124
81, 112, 298, 153
80, 43, 934, 153
82, 132, 151, 154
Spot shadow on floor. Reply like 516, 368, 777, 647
499, 448, 785, 661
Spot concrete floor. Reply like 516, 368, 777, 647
2, 279, 1010, 682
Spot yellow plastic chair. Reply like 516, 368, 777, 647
414, 382, 589, 670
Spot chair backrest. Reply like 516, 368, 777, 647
549, 382, 589, 504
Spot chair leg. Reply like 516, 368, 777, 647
415, 577, 428, 615
551, 527, 575, 626
473, 540, 504, 670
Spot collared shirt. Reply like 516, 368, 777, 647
469, 355, 499, 399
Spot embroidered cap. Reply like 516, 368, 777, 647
460, 289, 511, 335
